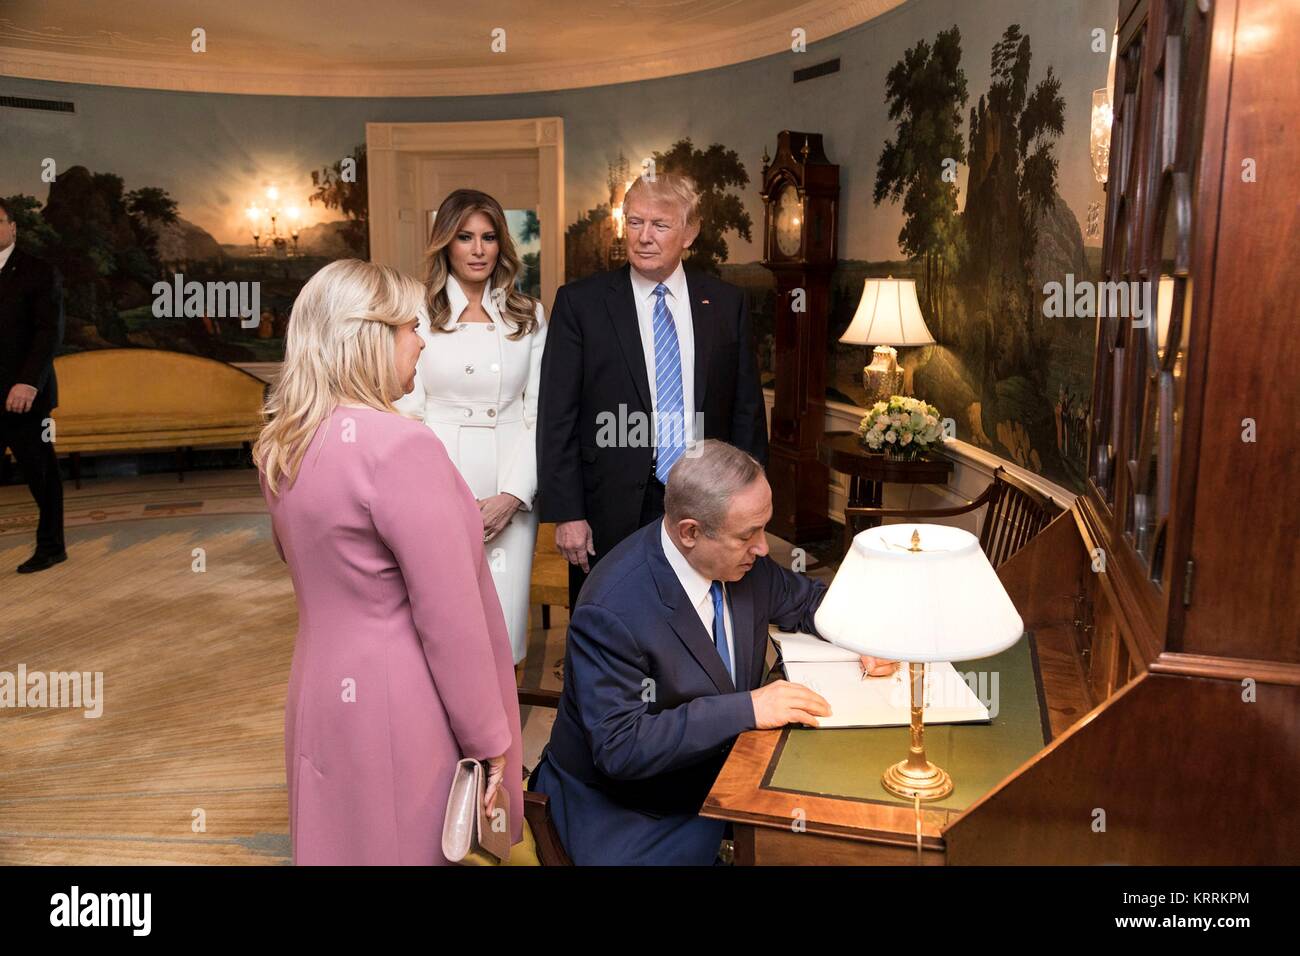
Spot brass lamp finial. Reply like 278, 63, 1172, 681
909, 530, 922, 552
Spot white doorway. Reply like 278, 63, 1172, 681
366, 118, 565, 311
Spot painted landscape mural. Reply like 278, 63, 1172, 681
0, 0, 1115, 491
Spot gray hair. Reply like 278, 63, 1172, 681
664, 439, 763, 535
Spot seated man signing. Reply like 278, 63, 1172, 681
532, 438, 896, 865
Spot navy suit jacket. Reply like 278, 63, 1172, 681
0, 247, 64, 417
534, 519, 827, 865
535, 263, 769, 557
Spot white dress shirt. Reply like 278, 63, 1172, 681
660, 519, 735, 682
629, 261, 695, 446
0, 242, 15, 272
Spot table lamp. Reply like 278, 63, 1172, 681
839, 277, 935, 403
813, 523, 1024, 801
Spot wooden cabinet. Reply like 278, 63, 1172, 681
1085, 0, 1299, 669
707, 0, 1300, 864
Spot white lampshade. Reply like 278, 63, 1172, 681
839, 277, 936, 347
814, 523, 1024, 663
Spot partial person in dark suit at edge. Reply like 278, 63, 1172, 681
535, 172, 769, 610
531, 440, 899, 865
0, 198, 66, 574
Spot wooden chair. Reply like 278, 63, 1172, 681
530, 522, 570, 630
516, 686, 572, 866
844, 466, 1062, 569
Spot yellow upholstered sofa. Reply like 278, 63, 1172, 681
48, 348, 267, 486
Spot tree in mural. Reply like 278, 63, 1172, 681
872, 25, 968, 340
564, 204, 614, 282
963, 24, 1065, 385
0, 194, 59, 262
32, 167, 178, 345
310, 143, 368, 258
871, 23, 1077, 484
651, 138, 752, 276
126, 186, 179, 229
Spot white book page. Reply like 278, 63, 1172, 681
782, 659, 990, 729
769, 627, 861, 663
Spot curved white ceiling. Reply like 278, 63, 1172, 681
0, 0, 905, 97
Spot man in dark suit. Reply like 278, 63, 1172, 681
531, 440, 897, 865
0, 199, 66, 573
537, 172, 769, 609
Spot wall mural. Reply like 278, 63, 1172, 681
1, 0, 1110, 492
556, 24, 1098, 491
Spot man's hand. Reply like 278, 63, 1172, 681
555, 519, 595, 572
860, 656, 900, 678
750, 680, 832, 729
4, 384, 37, 414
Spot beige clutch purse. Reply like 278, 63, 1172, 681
442, 758, 511, 865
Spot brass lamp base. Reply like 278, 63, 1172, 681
882, 758, 953, 801
863, 344, 904, 404
882, 659, 955, 802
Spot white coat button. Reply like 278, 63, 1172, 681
463, 408, 472, 418
490, 363, 500, 372
486, 323, 495, 330
487, 408, 496, 418
465, 364, 474, 374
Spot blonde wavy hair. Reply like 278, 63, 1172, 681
423, 189, 540, 340
253, 258, 425, 495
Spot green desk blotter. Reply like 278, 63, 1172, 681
764, 633, 1050, 813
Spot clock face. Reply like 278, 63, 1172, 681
775, 185, 803, 256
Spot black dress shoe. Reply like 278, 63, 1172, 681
17, 550, 67, 574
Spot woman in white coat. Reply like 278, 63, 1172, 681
396, 189, 546, 673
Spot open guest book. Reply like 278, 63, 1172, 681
770, 626, 990, 729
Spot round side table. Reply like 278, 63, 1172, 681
816, 431, 954, 552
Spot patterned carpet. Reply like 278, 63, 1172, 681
0, 467, 830, 865
0, 469, 566, 865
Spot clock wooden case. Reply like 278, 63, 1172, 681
759, 130, 839, 543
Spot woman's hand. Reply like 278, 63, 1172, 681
478, 493, 522, 543
483, 753, 508, 817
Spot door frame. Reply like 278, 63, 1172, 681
366, 118, 565, 310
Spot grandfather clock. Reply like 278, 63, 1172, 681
760, 130, 838, 544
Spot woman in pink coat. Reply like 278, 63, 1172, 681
253, 258, 523, 865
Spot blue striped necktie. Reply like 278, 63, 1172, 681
709, 581, 733, 682
652, 282, 686, 484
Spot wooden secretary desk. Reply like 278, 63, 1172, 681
703, 0, 1300, 865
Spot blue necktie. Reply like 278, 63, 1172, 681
709, 581, 733, 682
652, 283, 686, 483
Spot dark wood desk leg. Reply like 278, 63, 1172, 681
864, 479, 883, 526
843, 475, 860, 553
733, 824, 756, 866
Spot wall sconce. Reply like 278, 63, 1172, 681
608, 177, 635, 268
1091, 88, 1113, 184
246, 186, 301, 257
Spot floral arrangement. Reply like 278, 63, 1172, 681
858, 396, 945, 459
